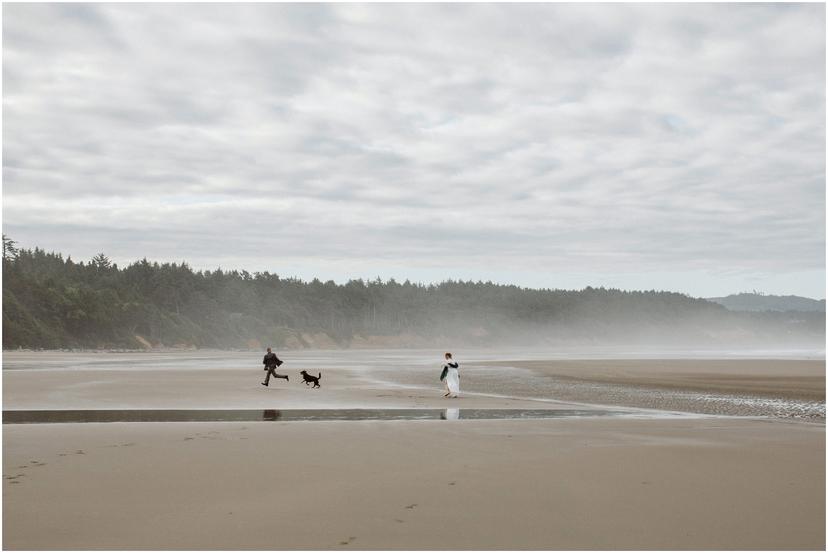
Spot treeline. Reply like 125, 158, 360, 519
2, 241, 824, 350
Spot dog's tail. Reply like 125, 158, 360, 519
318, 372, 322, 380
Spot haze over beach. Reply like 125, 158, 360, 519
2, 2, 826, 551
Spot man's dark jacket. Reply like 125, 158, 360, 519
263, 352, 283, 369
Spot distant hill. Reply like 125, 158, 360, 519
706, 293, 825, 312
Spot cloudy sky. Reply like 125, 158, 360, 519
3, 3, 825, 298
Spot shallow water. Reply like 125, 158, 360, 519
373, 364, 826, 420
3, 408, 632, 424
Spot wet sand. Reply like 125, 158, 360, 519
2, 365, 594, 411
462, 359, 826, 419
5, 357, 824, 419
3, 351, 826, 549
3, 418, 824, 550
483, 359, 825, 399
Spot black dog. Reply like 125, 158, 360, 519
300, 370, 321, 388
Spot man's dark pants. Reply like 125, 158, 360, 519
264, 366, 288, 385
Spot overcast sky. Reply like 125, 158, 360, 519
3, 3, 825, 298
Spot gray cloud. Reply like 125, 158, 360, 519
2, 3, 825, 297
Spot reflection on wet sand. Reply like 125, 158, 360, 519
440, 408, 459, 420
262, 409, 282, 421
3, 408, 638, 424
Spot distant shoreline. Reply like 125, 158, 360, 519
4, 345, 826, 355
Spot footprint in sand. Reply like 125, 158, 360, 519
338, 536, 357, 545
394, 519, 405, 523
448, 482, 456, 486
75, 450, 85, 455
183, 437, 195, 441
405, 503, 417, 510
120, 443, 136, 447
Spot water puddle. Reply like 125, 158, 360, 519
3, 408, 632, 424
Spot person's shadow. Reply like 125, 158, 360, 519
262, 409, 282, 421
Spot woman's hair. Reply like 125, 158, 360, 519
445, 352, 452, 358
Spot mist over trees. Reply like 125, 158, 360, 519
707, 292, 826, 313
2, 241, 824, 350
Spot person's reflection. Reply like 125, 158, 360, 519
440, 408, 460, 420
262, 409, 282, 421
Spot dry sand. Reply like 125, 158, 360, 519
3, 352, 826, 549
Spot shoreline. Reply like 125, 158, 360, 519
4, 345, 826, 357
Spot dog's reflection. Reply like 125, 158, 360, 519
262, 409, 282, 421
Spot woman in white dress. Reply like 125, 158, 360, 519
441, 352, 460, 398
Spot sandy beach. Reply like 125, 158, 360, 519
3, 350, 826, 550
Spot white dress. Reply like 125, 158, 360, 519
444, 361, 460, 397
